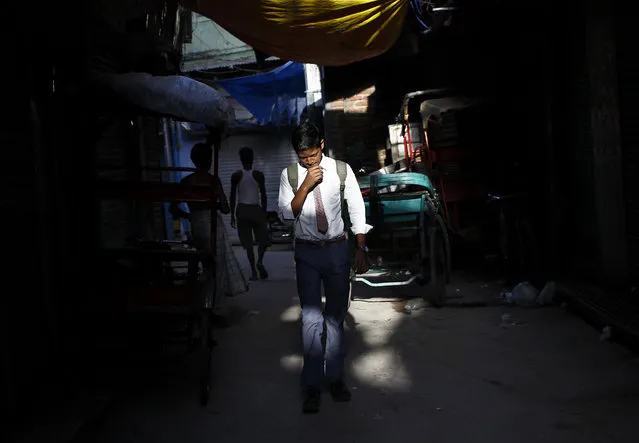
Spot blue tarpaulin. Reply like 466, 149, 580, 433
217, 61, 306, 126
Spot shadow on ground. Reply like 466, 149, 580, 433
9, 250, 639, 443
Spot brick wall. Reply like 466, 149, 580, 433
324, 85, 388, 173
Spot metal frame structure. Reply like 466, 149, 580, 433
354, 172, 450, 306
94, 128, 223, 406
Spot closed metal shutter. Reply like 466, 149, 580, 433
219, 131, 297, 244
180, 130, 297, 245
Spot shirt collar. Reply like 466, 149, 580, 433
319, 154, 330, 169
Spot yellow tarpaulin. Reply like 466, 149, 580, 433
183, 0, 409, 66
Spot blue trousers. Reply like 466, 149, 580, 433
295, 240, 351, 390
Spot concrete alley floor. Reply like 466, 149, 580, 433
14, 250, 639, 443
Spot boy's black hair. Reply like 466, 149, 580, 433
291, 120, 321, 152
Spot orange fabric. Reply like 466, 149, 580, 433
183, 0, 408, 66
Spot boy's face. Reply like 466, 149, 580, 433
296, 141, 324, 168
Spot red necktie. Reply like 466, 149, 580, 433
314, 185, 329, 234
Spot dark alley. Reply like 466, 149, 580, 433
8, 1, 639, 442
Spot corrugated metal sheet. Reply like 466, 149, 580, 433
220, 132, 297, 244
181, 130, 297, 244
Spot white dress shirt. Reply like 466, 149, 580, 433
278, 155, 372, 241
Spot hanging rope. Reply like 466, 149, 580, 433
410, 1, 458, 32
409, 0, 431, 32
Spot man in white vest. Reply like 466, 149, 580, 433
230, 147, 270, 281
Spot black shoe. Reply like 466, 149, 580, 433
257, 263, 268, 279
328, 380, 351, 402
302, 389, 321, 414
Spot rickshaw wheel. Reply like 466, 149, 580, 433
424, 218, 448, 307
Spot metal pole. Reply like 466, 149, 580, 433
304, 64, 325, 140
162, 118, 178, 240
210, 136, 220, 254
162, 118, 175, 180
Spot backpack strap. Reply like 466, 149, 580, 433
287, 163, 298, 192
288, 160, 347, 205
335, 159, 352, 231
287, 160, 352, 233
288, 160, 345, 196
335, 160, 347, 208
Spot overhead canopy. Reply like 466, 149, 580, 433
182, 0, 409, 66
99, 72, 233, 129
217, 62, 306, 126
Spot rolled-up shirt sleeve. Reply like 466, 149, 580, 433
344, 164, 373, 235
278, 168, 296, 221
